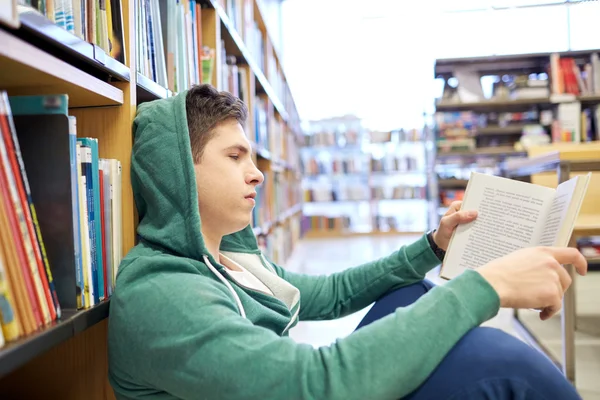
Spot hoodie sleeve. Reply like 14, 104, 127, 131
270, 233, 442, 321
110, 267, 499, 400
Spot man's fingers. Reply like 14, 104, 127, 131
545, 247, 588, 276
449, 201, 462, 213
549, 261, 572, 292
442, 210, 478, 229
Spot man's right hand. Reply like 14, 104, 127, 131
477, 247, 588, 321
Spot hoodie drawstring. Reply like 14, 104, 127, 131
203, 255, 247, 319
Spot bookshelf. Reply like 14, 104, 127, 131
431, 49, 600, 228
0, 0, 302, 398
300, 117, 430, 237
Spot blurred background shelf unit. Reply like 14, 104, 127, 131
300, 116, 430, 237
431, 50, 600, 226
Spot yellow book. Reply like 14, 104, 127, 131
0, 236, 21, 342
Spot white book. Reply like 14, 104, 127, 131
150, 0, 167, 88
440, 172, 591, 280
99, 159, 113, 296
110, 159, 122, 280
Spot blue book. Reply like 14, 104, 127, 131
68, 117, 84, 309
77, 138, 105, 302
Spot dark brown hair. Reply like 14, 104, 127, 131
185, 84, 248, 163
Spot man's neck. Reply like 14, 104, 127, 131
201, 227, 222, 264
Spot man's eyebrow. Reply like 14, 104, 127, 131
223, 144, 251, 154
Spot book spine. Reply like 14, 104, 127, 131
81, 146, 99, 304
69, 117, 84, 310
0, 141, 42, 329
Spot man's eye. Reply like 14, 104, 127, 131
229, 155, 239, 160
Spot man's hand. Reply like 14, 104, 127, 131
477, 247, 588, 320
433, 201, 478, 251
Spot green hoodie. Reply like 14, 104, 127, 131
107, 90, 501, 400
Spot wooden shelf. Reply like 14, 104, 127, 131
11, 6, 130, 81
0, 301, 109, 379
304, 230, 424, 239
0, 29, 123, 107
206, 0, 289, 121
574, 214, 600, 236
580, 94, 600, 105
439, 178, 469, 188
476, 125, 526, 135
435, 97, 552, 112
136, 73, 172, 103
437, 147, 527, 158
436, 94, 600, 113
434, 49, 599, 78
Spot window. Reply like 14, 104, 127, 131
568, 1, 600, 50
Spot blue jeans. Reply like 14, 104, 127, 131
355, 280, 581, 400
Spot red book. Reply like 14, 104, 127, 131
0, 138, 42, 330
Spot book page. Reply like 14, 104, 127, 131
537, 176, 578, 247
441, 172, 556, 280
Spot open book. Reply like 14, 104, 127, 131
440, 171, 591, 280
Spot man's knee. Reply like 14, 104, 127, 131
406, 327, 581, 399
446, 328, 580, 399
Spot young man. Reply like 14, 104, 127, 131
108, 84, 587, 400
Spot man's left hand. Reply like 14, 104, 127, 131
433, 201, 478, 251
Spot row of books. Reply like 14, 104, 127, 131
371, 186, 427, 201
257, 217, 301, 265
301, 215, 351, 232
551, 103, 600, 143
253, 97, 298, 163
303, 184, 370, 203
252, 172, 301, 230
436, 110, 545, 138
218, 0, 293, 117
302, 155, 422, 176
550, 53, 600, 96
0, 92, 123, 347
302, 128, 428, 148
136, 0, 216, 93
371, 155, 420, 173
302, 156, 367, 176
216, 0, 265, 74
301, 130, 362, 148
18, 0, 126, 64
303, 184, 428, 203
440, 188, 465, 208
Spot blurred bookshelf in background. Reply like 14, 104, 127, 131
299, 116, 432, 237
431, 50, 600, 226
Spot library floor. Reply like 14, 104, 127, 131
285, 234, 600, 400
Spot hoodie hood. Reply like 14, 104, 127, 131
131, 90, 260, 268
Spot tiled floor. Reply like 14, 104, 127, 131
285, 234, 600, 399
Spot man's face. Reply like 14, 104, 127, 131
194, 119, 264, 237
